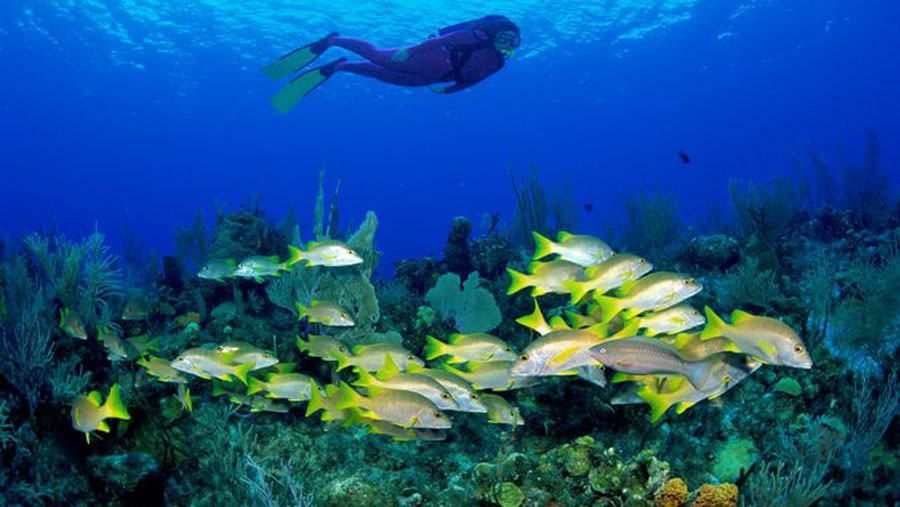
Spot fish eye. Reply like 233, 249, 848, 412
442, 394, 450, 399
470, 394, 480, 400
434, 412, 443, 418
598, 348, 607, 354
519, 354, 529, 362
407, 355, 415, 361
339, 346, 347, 353
794, 345, 804, 353
505, 347, 512, 352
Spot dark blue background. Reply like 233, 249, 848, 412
2, 1, 897, 273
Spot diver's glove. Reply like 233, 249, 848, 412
391, 49, 410, 62
429, 85, 447, 94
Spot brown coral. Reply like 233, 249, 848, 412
691, 484, 738, 507
654, 478, 688, 507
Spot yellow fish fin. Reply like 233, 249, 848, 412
274, 362, 296, 373
530, 286, 548, 297
505, 268, 532, 295
555, 369, 579, 376
246, 377, 266, 396
610, 372, 634, 384
405, 363, 426, 374
548, 315, 570, 331
622, 308, 642, 320
593, 295, 624, 323
612, 319, 641, 339
447, 356, 468, 364
232, 363, 254, 385
377, 354, 401, 379
353, 368, 378, 388
618, 279, 638, 295
184, 387, 192, 412
516, 300, 550, 335
674, 333, 694, 349
547, 346, 581, 371
564, 310, 590, 329
334, 382, 366, 410
447, 333, 467, 344
730, 309, 754, 324
700, 306, 727, 340
532, 231, 556, 260
305, 387, 325, 417
562, 280, 589, 305
556, 230, 574, 242
636, 387, 674, 424
96, 421, 110, 433
101, 384, 130, 421
722, 340, 742, 353
423, 335, 448, 361
675, 401, 697, 414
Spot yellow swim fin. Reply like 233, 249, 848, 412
271, 57, 346, 114
261, 32, 337, 81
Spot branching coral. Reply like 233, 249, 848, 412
621, 189, 681, 253
425, 272, 501, 333
716, 257, 781, 311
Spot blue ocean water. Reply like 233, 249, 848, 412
3, 0, 897, 269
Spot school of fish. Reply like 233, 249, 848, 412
66, 232, 811, 442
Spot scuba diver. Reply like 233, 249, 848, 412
262, 15, 521, 113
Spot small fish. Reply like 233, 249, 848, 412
233, 255, 288, 282
532, 231, 615, 267
440, 361, 542, 391
625, 354, 760, 422
246, 372, 316, 401
509, 322, 637, 378
700, 307, 812, 369
99, 326, 139, 362
60, 308, 88, 340
247, 396, 291, 414
584, 203, 594, 213
406, 363, 487, 413
481, 393, 524, 425
214, 341, 279, 370
589, 337, 720, 390
677, 150, 691, 164
333, 343, 424, 372
334, 382, 451, 429
306, 384, 351, 421
424, 333, 516, 363
296, 300, 354, 327
347, 410, 447, 441
288, 240, 363, 267
121, 291, 151, 321
562, 254, 654, 304
593, 272, 703, 322
175, 384, 192, 412
70, 383, 131, 443
137, 356, 190, 384
354, 357, 458, 410
297, 334, 348, 361
631, 304, 706, 337
170, 348, 254, 384
507, 259, 585, 297
198, 259, 236, 282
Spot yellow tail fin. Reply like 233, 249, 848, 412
700, 306, 727, 340
593, 295, 624, 323
287, 245, 306, 266
232, 363, 254, 385
424, 335, 449, 361
334, 382, 365, 411
563, 280, 590, 305
506, 268, 532, 295
246, 377, 266, 396
637, 387, 673, 423
102, 383, 131, 421
516, 299, 550, 335
306, 386, 325, 417
531, 231, 556, 260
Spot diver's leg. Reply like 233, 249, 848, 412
336, 61, 436, 86
329, 37, 397, 66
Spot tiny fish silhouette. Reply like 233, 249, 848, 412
584, 203, 594, 212
677, 150, 691, 164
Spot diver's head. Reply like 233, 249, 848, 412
494, 30, 520, 58
479, 15, 520, 58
